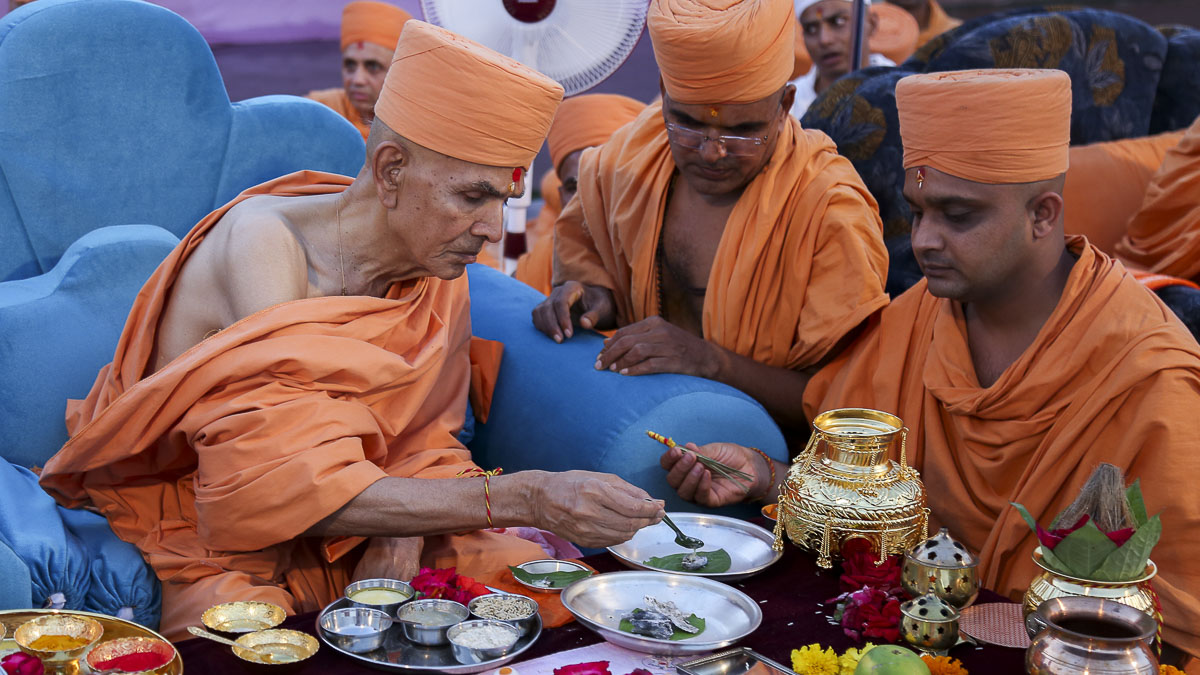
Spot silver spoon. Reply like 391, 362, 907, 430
647, 500, 704, 550
186, 625, 292, 661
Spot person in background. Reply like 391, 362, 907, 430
789, 0, 918, 117
308, 1, 411, 141
515, 94, 646, 295
886, 0, 961, 48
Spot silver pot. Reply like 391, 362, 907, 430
1026, 597, 1158, 674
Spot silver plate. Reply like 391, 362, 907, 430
607, 513, 782, 580
315, 596, 541, 673
560, 571, 761, 656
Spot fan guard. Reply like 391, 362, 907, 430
420, 0, 648, 96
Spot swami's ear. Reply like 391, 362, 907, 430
372, 140, 410, 209
1029, 190, 1065, 240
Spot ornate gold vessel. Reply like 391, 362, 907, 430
902, 527, 980, 609
773, 408, 929, 568
1023, 548, 1158, 619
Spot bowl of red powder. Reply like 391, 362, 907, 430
86, 636, 177, 674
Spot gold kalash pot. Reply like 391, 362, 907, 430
773, 408, 930, 568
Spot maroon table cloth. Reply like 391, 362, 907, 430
176, 543, 1024, 673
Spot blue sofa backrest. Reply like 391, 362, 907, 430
0, 225, 179, 469
0, 0, 365, 281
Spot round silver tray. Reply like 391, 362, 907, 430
560, 571, 761, 656
607, 513, 782, 580
315, 595, 542, 673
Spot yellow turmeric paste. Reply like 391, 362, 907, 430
29, 633, 89, 651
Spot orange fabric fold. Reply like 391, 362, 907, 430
803, 239, 1200, 657
468, 337, 503, 424
1063, 129, 1187, 254
791, 3, 919, 72
649, 0, 795, 104
39, 171, 545, 640
515, 235, 555, 296
898, 69, 1071, 184
340, 1, 412, 52
914, 0, 961, 48
306, 87, 370, 141
531, 171, 562, 244
548, 94, 646, 174
1116, 115, 1200, 281
375, 20, 563, 168
553, 103, 889, 369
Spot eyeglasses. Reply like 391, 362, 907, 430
665, 123, 769, 157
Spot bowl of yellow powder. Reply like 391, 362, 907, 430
14, 613, 104, 664
344, 578, 415, 617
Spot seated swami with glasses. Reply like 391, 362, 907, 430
532, 0, 890, 439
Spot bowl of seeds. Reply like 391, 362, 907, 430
446, 619, 521, 665
468, 593, 539, 634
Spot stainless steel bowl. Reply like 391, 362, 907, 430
560, 571, 762, 656
468, 593, 539, 634
318, 607, 392, 654
607, 513, 782, 580
446, 619, 521, 665
344, 578, 415, 617
394, 598, 468, 646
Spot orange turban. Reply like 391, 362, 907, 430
547, 94, 646, 174
341, 1, 412, 52
897, 69, 1071, 184
374, 21, 564, 169
649, 0, 795, 105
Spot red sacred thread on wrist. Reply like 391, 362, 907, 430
748, 447, 774, 501
456, 467, 504, 528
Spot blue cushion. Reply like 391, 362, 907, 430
920, 9, 1167, 144
0, 0, 364, 281
0, 461, 90, 609
465, 265, 786, 516
58, 507, 161, 629
0, 225, 179, 469
0, 537, 33, 611
1150, 25, 1200, 135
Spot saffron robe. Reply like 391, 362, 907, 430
307, 87, 370, 141
39, 171, 544, 639
554, 103, 889, 370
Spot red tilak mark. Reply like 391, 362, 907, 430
512, 167, 523, 183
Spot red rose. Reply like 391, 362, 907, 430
1105, 527, 1135, 547
2, 653, 44, 675
840, 586, 902, 643
839, 537, 904, 595
1036, 515, 1090, 550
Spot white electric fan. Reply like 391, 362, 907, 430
421, 0, 650, 272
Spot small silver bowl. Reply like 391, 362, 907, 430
446, 619, 521, 665
319, 607, 393, 654
468, 593, 539, 634
344, 578, 415, 617
394, 598, 468, 646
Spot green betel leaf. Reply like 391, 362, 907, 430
1088, 514, 1162, 582
1126, 479, 1149, 528
507, 565, 593, 588
618, 614, 706, 641
1012, 502, 1039, 533
643, 549, 732, 574
1050, 520, 1118, 577
1038, 545, 1072, 575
